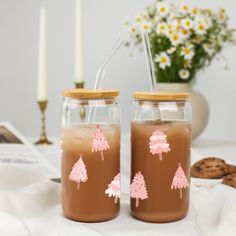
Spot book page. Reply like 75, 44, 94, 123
0, 122, 58, 178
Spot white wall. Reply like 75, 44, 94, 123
0, 0, 236, 140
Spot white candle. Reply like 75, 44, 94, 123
75, 0, 84, 83
37, 7, 47, 101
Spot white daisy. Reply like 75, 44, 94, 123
130, 25, 138, 34
219, 8, 225, 14
181, 18, 193, 30
166, 24, 173, 37
169, 19, 181, 31
135, 15, 142, 25
190, 7, 199, 17
123, 18, 130, 27
194, 20, 207, 35
156, 2, 169, 18
217, 8, 226, 22
167, 23, 173, 32
181, 45, 195, 60
180, 3, 190, 15
166, 29, 173, 39
179, 69, 190, 80
180, 28, 190, 40
156, 22, 168, 35
204, 9, 212, 17
167, 47, 176, 54
155, 52, 171, 69
143, 11, 149, 21
141, 21, 152, 33
170, 32, 182, 46
195, 17, 211, 30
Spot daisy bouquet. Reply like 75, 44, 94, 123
124, 0, 235, 83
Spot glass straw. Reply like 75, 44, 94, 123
145, 33, 157, 91
94, 38, 124, 90
141, 31, 161, 120
141, 31, 157, 92
87, 38, 125, 123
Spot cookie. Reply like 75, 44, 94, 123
223, 173, 236, 188
191, 157, 227, 179
226, 164, 236, 174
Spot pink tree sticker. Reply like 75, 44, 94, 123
92, 125, 110, 161
149, 129, 170, 160
105, 173, 120, 204
69, 154, 88, 190
171, 163, 189, 199
130, 171, 148, 207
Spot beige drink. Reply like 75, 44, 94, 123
131, 121, 191, 223
61, 124, 120, 222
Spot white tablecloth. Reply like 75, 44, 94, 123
0, 136, 236, 236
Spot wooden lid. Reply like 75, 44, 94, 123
133, 92, 190, 101
62, 89, 119, 99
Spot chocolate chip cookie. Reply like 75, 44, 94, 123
226, 164, 236, 174
191, 157, 227, 179
223, 173, 236, 188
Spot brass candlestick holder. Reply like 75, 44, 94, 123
75, 81, 85, 89
75, 81, 86, 120
35, 100, 52, 145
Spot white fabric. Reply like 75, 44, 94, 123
1, 136, 236, 235
0, 165, 236, 235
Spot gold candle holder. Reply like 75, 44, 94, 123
35, 100, 52, 145
75, 81, 85, 89
75, 81, 86, 120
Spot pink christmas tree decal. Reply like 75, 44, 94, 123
149, 129, 170, 160
92, 125, 110, 161
105, 173, 120, 204
69, 154, 88, 190
130, 171, 148, 207
171, 163, 189, 199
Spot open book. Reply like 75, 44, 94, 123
0, 122, 58, 178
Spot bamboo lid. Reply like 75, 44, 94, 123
62, 89, 119, 99
133, 92, 190, 101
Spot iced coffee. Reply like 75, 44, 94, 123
131, 92, 191, 223
61, 89, 120, 222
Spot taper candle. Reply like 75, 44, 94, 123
75, 0, 84, 83
37, 7, 47, 101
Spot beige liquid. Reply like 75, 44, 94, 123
61, 124, 120, 222
131, 121, 191, 223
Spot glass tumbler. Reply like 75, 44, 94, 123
61, 89, 120, 222
130, 92, 192, 223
